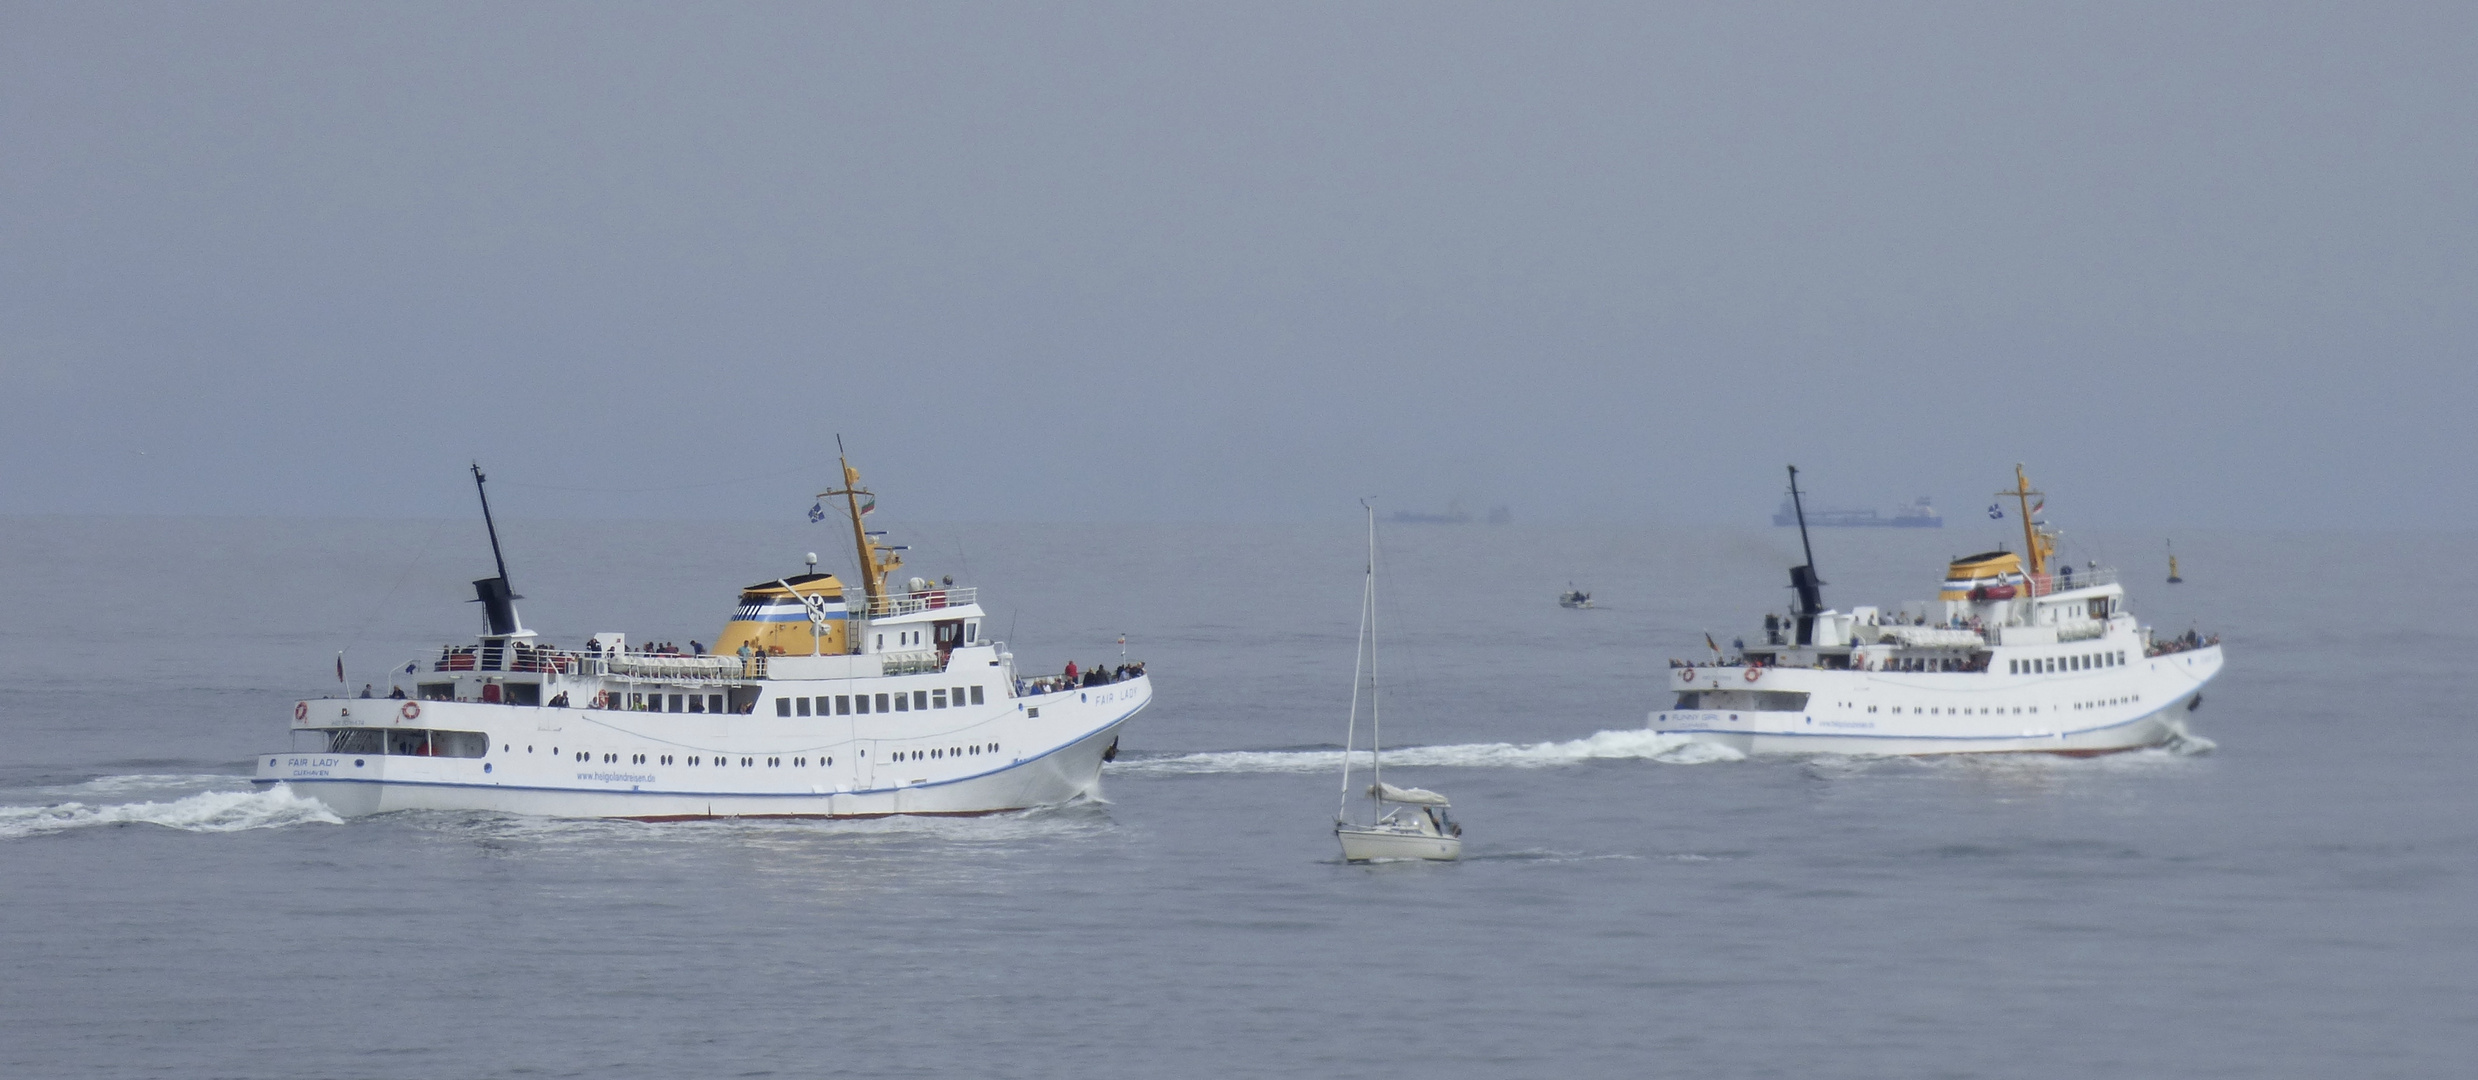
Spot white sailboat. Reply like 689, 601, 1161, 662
1335, 502, 1462, 863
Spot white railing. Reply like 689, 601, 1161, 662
863, 587, 977, 617
2032, 568, 2116, 594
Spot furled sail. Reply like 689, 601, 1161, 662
1370, 782, 1449, 806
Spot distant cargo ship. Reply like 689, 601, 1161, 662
1391, 501, 1512, 525
1772, 495, 1942, 528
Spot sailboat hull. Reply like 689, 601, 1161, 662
1336, 825, 1461, 862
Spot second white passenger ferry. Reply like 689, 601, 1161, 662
1653, 466, 2221, 756
256, 455, 1150, 819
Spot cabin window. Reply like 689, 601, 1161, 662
933, 689, 948, 709
418, 683, 455, 701
914, 691, 929, 710
795, 757, 805, 766
768, 757, 780, 767
874, 693, 890, 712
951, 686, 966, 706
970, 686, 984, 705
810, 696, 827, 714
742, 757, 754, 766
777, 699, 792, 717
836, 695, 851, 715
662, 755, 673, 764
875, 634, 884, 650
667, 694, 684, 713
689, 756, 700, 765
796, 697, 810, 716
709, 694, 724, 713
894, 693, 909, 712
854, 694, 870, 714
932, 749, 941, 758
688, 694, 705, 714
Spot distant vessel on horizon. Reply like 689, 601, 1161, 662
1391, 500, 1512, 525
1772, 494, 1942, 528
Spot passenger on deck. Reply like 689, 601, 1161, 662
388, 686, 406, 699
359, 684, 374, 698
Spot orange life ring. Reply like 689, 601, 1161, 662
294, 701, 308, 721
1744, 666, 1762, 683
401, 701, 421, 721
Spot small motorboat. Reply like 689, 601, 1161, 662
1558, 583, 1593, 609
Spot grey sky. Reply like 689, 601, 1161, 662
3, 3, 2471, 527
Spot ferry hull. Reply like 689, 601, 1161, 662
256, 674, 1147, 820
1651, 646, 2221, 757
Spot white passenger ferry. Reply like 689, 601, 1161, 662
1653, 466, 2221, 756
255, 459, 1150, 819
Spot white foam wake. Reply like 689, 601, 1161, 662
1117, 728, 1744, 776
0, 786, 344, 840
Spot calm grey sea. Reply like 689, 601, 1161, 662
2, 517, 2472, 1079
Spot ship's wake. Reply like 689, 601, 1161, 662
1115, 728, 1745, 776
0, 779, 341, 841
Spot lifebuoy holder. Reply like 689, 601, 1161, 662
293, 701, 308, 721
401, 701, 421, 721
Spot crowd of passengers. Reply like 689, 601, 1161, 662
1018, 659, 1146, 696
2145, 629, 2220, 656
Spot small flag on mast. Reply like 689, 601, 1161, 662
1987, 503, 2004, 519
808, 500, 827, 523
335, 652, 345, 684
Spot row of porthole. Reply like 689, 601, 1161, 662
555, 750, 840, 767
1862, 694, 2141, 716
895, 743, 998, 762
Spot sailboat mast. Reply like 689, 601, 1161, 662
1338, 501, 1374, 822
1367, 502, 1381, 797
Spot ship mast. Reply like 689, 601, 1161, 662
819, 436, 885, 614
2006, 463, 2049, 577
1785, 465, 1825, 646
467, 462, 522, 637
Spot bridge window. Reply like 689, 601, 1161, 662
777, 698, 792, 717
914, 691, 929, 710
933, 689, 947, 708
874, 693, 890, 712
796, 697, 810, 716
970, 686, 984, 705
836, 695, 851, 715
893, 693, 909, 712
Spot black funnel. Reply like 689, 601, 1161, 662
1789, 565, 1823, 645
472, 576, 521, 636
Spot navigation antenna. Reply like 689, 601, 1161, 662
1785, 465, 1825, 646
